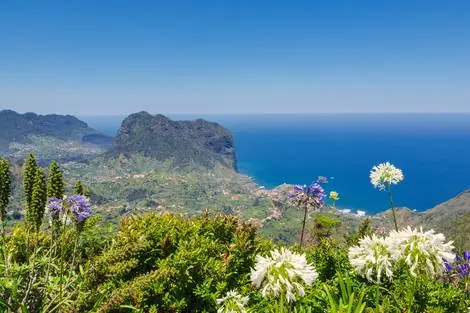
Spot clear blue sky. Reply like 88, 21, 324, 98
1, 0, 469, 115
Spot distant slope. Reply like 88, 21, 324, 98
416, 188, 470, 249
0, 110, 113, 161
372, 188, 470, 249
107, 111, 237, 170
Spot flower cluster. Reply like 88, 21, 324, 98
216, 290, 249, 313
444, 251, 470, 277
348, 235, 394, 284
349, 227, 455, 283
46, 194, 93, 228
289, 183, 326, 210
66, 195, 92, 222
47, 197, 64, 218
388, 227, 455, 277
251, 248, 318, 302
370, 162, 404, 191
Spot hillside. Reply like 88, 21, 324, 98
370, 189, 470, 249
413, 188, 470, 249
106, 111, 237, 170
0, 110, 113, 162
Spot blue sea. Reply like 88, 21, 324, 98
81, 114, 470, 214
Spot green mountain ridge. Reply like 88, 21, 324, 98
0, 110, 113, 161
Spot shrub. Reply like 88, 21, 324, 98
77, 212, 263, 312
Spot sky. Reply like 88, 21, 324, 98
1, 0, 469, 115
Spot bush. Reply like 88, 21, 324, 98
77, 212, 265, 312
1, 211, 469, 312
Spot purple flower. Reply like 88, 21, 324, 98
445, 252, 470, 278
308, 183, 326, 204
443, 259, 453, 272
47, 198, 64, 218
457, 263, 469, 277
289, 181, 326, 210
66, 195, 93, 223
316, 176, 329, 184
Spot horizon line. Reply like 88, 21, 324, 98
2, 109, 470, 117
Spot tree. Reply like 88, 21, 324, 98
47, 160, 65, 199
29, 168, 47, 232
73, 180, 84, 195
23, 153, 37, 213
0, 158, 11, 224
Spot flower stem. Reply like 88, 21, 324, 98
68, 233, 79, 278
58, 214, 68, 307
299, 205, 308, 248
387, 184, 399, 231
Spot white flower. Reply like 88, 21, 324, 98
348, 234, 394, 284
216, 290, 249, 313
370, 162, 404, 191
387, 227, 455, 277
250, 247, 318, 302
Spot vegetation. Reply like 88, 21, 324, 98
2, 111, 469, 252
73, 181, 85, 196
47, 161, 65, 199
0, 110, 111, 161
29, 168, 47, 232
23, 153, 37, 213
0, 158, 11, 223
0, 155, 468, 312
107, 111, 237, 170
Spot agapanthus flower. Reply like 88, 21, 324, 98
329, 191, 340, 202
370, 162, 404, 191
66, 194, 92, 222
458, 263, 470, 277
47, 197, 64, 218
216, 290, 249, 313
251, 247, 318, 302
289, 185, 319, 210
308, 183, 326, 203
460, 251, 470, 277
445, 251, 470, 277
388, 227, 455, 277
289, 182, 326, 209
348, 234, 394, 284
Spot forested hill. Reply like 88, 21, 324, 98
0, 110, 112, 160
106, 111, 237, 170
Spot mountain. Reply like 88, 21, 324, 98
106, 111, 237, 170
0, 110, 113, 161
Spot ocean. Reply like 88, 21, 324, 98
81, 114, 470, 214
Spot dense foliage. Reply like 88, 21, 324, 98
0, 155, 469, 312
